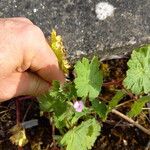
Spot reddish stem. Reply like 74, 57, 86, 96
17, 96, 33, 101
15, 96, 35, 150
16, 99, 23, 150
16, 99, 20, 125
16, 96, 34, 123
103, 79, 123, 87
18, 147, 23, 150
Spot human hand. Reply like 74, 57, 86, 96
0, 17, 65, 102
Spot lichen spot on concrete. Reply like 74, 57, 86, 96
33, 8, 37, 13
95, 2, 115, 20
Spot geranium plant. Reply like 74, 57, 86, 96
38, 32, 150, 150
10, 30, 150, 149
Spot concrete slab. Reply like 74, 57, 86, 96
0, 0, 150, 61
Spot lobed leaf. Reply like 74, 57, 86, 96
123, 45, 150, 95
38, 81, 67, 117
71, 111, 87, 125
74, 57, 103, 99
62, 82, 77, 100
108, 90, 125, 112
127, 96, 150, 117
61, 118, 101, 150
38, 92, 53, 112
91, 99, 107, 120
54, 109, 74, 129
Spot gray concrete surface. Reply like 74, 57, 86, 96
0, 0, 150, 61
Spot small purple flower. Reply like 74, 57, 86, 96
73, 101, 84, 112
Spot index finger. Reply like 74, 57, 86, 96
21, 26, 65, 84
31, 41, 65, 84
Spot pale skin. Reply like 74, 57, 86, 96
0, 17, 65, 102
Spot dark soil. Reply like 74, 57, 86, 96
0, 58, 149, 150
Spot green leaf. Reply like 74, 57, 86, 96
53, 99, 67, 117
39, 93, 67, 116
38, 92, 53, 112
128, 96, 150, 117
123, 45, 150, 95
74, 57, 103, 99
50, 80, 62, 98
63, 82, 77, 100
54, 109, 74, 129
61, 118, 101, 150
71, 111, 87, 125
108, 90, 125, 112
91, 99, 107, 120
38, 80, 67, 117
54, 116, 66, 129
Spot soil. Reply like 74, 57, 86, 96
0, 58, 149, 150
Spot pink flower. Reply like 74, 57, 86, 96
73, 101, 84, 112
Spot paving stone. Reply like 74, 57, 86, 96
0, 0, 150, 61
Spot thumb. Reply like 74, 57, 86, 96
0, 72, 50, 102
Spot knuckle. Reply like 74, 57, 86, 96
17, 17, 33, 24
32, 25, 44, 36
23, 24, 44, 38
22, 24, 36, 38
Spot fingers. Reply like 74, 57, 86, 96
20, 24, 65, 84
15, 17, 65, 83
0, 17, 65, 87
0, 72, 50, 102
30, 42, 65, 84
5, 17, 33, 25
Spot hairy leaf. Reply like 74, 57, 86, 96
38, 92, 53, 112
61, 119, 101, 150
63, 82, 77, 100
71, 111, 87, 125
38, 81, 67, 117
91, 99, 107, 120
123, 45, 150, 95
54, 109, 74, 129
48, 29, 70, 74
128, 96, 150, 117
74, 57, 103, 99
53, 99, 67, 117
49, 80, 65, 100
108, 90, 125, 112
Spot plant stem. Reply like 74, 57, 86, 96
16, 96, 33, 150
116, 99, 134, 108
16, 99, 20, 125
103, 79, 123, 87
111, 109, 150, 135
22, 102, 33, 122
18, 147, 23, 150
122, 88, 135, 99
16, 99, 23, 150
48, 113, 56, 148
